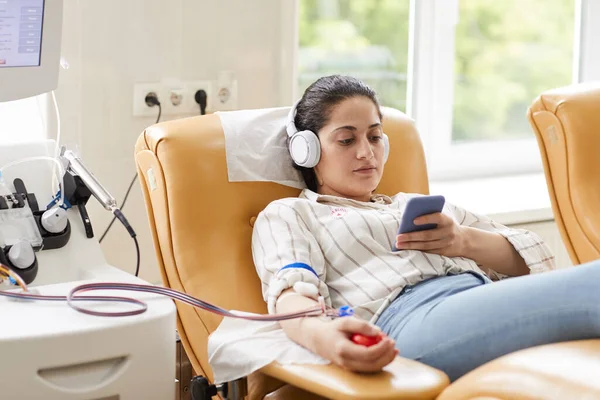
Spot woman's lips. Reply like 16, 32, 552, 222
354, 167, 376, 174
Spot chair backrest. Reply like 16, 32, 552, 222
528, 83, 600, 265
134, 106, 429, 380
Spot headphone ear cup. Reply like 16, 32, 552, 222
382, 133, 390, 164
289, 130, 321, 168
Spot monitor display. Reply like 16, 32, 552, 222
0, 0, 44, 68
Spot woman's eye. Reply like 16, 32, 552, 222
338, 138, 354, 145
370, 135, 383, 142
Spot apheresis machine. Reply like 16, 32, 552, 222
0, 1, 178, 399
0, 2, 347, 399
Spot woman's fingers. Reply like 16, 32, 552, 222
414, 212, 453, 227
351, 336, 397, 363
396, 213, 456, 244
337, 338, 398, 372
397, 226, 452, 244
336, 335, 389, 359
328, 318, 399, 372
336, 317, 382, 336
397, 237, 452, 251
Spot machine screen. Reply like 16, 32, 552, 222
0, 0, 44, 68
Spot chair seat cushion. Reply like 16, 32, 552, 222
438, 339, 600, 400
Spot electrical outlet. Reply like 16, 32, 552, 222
169, 88, 184, 107
214, 71, 238, 111
133, 83, 164, 117
162, 78, 186, 116
134, 80, 213, 118
182, 80, 213, 115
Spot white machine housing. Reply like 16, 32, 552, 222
0, 0, 64, 102
0, 141, 176, 400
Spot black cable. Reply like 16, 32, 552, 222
156, 101, 162, 122
108, 208, 139, 276
99, 102, 161, 244
133, 234, 140, 277
99, 174, 137, 243
195, 89, 208, 115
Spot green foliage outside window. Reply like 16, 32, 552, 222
299, 0, 574, 142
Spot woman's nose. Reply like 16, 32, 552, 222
357, 138, 374, 159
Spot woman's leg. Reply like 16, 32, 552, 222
377, 261, 600, 382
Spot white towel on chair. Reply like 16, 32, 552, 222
207, 316, 330, 384
218, 107, 306, 189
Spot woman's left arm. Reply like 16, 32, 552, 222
395, 201, 556, 277
460, 226, 529, 276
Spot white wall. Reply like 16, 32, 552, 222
52, 0, 574, 286
54, 0, 295, 284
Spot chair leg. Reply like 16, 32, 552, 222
220, 378, 249, 399
191, 375, 248, 400
191, 376, 217, 400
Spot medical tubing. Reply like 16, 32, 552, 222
50, 90, 62, 195
0, 156, 65, 207
0, 273, 341, 321
0, 262, 343, 320
51, 90, 61, 163
0, 264, 27, 290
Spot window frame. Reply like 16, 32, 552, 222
407, 0, 582, 182
290, 0, 586, 182
577, 0, 600, 82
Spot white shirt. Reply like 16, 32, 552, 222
252, 189, 556, 323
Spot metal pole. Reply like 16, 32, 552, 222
219, 377, 248, 400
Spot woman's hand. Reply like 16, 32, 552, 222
395, 212, 467, 258
311, 317, 398, 373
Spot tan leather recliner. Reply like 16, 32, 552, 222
435, 84, 600, 400
134, 107, 450, 400
527, 82, 600, 265
135, 103, 600, 400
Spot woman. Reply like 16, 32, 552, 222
251, 75, 600, 381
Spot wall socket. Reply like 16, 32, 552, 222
214, 71, 238, 111
133, 80, 213, 118
182, 80, 213, 115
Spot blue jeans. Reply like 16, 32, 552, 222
375, 261, 600, 382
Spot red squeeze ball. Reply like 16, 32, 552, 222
351, 333, 383, 347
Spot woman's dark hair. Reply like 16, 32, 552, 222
291, 75, 382, 192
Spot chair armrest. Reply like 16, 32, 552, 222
437, 339, 600, 400
260, 357, 450, 400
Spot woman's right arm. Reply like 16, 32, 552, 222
252, 201, 397, 372
276, 288, 398, 372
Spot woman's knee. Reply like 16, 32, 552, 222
562, 260, 600, 286
576, 259, 600, 270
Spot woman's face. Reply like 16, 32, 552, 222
314, 96, 385, 202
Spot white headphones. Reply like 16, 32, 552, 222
285, 99, 390, 168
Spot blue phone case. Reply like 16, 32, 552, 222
398, 195, 446, 234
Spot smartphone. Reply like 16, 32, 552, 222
398, 195, 446, 234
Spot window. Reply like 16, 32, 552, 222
452, 0, 574, 144
0, 96, 46, 143
297, 0, 579, 182
298, 0, 411, 112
